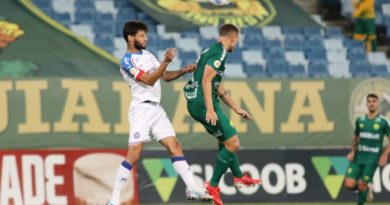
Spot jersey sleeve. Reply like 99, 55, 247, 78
120, 55, 145, 81
354, 117, 360, 136
206, 47, 225, 72
384, 117, 390, 137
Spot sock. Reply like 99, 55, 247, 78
210, 147, 234, 187
218, 143, 243, 178
110, 160, 132, 204
172, 156, 198, 191
357, 189, 368, 205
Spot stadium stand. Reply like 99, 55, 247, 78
33, 0, 390, 78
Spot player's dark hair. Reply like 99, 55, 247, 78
219, 24, 239, 36
366, 93, 379, 100
122, 21, 148, 42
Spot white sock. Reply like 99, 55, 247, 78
110, 160, 132, 204
172, 157, 198, 191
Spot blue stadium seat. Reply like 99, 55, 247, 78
180, 51, 198, 61
285, 38, 304, 51
309, 60, 328, 67
244, 63, 267, 77
96, 12, 114, 22
53, 12, 71, 27
75, 0, 95, 10
226, 49, 243, 64
304, 38, 324, 50
282, 26, 302, 36
200, 39, 216, 50
264, 39, 282, 50
181, 27, 200, 38
267, 60, 289, 77
306, 49, 327, 61
75, 9, 95, 25
303, 26, 322, 36
243, 38, 263, 49
95, 36, 115, 53
308, 63, 329, 77
264, 48, 285, 61
158, 39, 176, 49
243, 27, 263, 36
289, 64, 307, 78
348, 47, 367, 60
350, 61, 372, 77
94, 22, 116, 38
114, 0, 138, 9
33, 0, 52, 9
344, 38, 365, 48
371, 64, 389, 76
326, 27, 343, 38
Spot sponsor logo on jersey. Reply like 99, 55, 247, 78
349, 78, 390, 126
214, 60, 221, 68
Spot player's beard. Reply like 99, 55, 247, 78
134, 40, 146, 50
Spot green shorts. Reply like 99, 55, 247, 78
345, 162, 377, 183
354, 18, 376, 36
187, 100, 237, 141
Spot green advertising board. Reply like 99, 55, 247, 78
1, 78, 389, 149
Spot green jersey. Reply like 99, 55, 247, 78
354, 114, 390, 165
184, 43, 227, 103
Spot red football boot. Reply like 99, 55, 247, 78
234, 172, 261, 188
204, 181, 223, 205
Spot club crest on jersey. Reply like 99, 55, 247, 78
349, 78, 390, 126
359, 123, 364, 128
214, 60, 221, 68
134, 132, 140, 139
373, 123, 380, 130
129, 67, 137, 76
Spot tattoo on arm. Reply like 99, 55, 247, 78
219, 90, 229, 98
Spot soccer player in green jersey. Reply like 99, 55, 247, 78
183, 24, 260, 205
344, 93, 390, 205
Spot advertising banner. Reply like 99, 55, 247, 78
1, 78, 390, 149
138, 149, 390, 203
0, 149, 138, 205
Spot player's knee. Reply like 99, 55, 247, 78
358, 183, 368, 192
344, 180, 356, 189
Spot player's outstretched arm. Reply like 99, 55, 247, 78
217, 83, 252, 120
161, 63, 196, 82
138, 48, 176, 86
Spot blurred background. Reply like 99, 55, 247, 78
0, 0, 390, 204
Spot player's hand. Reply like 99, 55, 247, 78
206, 109, 218, 126
163, 48, 176, 63
379, 154, 388, 167
235, 109, 253, 120
347, 151, 355, 162
182, 63, 196, 73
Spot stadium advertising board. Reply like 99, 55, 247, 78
0, 78, 389, 149
138, 149, 390, 203
0, 150, 138, 205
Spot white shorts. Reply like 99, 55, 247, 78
128, 102, 176, 144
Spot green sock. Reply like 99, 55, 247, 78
218, 143, 243, 178
210, 147, 234, 187
357, 189, 368, 205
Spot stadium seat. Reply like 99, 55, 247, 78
262, 26, 284, 40
308, 63, 329, 77
368, 52, 388, 65
306, 49, 327, 61
113, 37, 127, 52
224, 63, 246, 78
264, 48, 285, 61
324, 38, 344, 51
75, 9, 95, 25
328, 61, 351, 78
284, 38, 304, 51
200, 38, 217, 50
303, 26, 322, 36
226, 50, 243, 64
344, 38, 365, 49
350, 61, 372, 77
244, 63, 267, 77
158, 38, 176, 49
96, 12, 114, 23
243, 37, 263, 50
52, 0, 75, 15
264, 39, 283, 50
242, 50, 266, 66
53, 12, 72, 27
94, 36, 115, 53
382, 4, 390, 15
199, 26, 219, 40
95, 0, 117, 15
33, 0, 52, 9
75, 0, 95, 10
285, 51, 307, 67
282, 26, 302, 36
267, 60, 289, 77
326, 27, 343, 38
371, 64, 390, 76
70, 24, 95, 42
348, 47, 367, 60
94, 21, 116, 38
304, 38, 324, 50
326, 50, 347, 64
289, 64, 307, 78
243, 27, 263, 36
179, 51, 198, 62
176, 37, 200, 53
